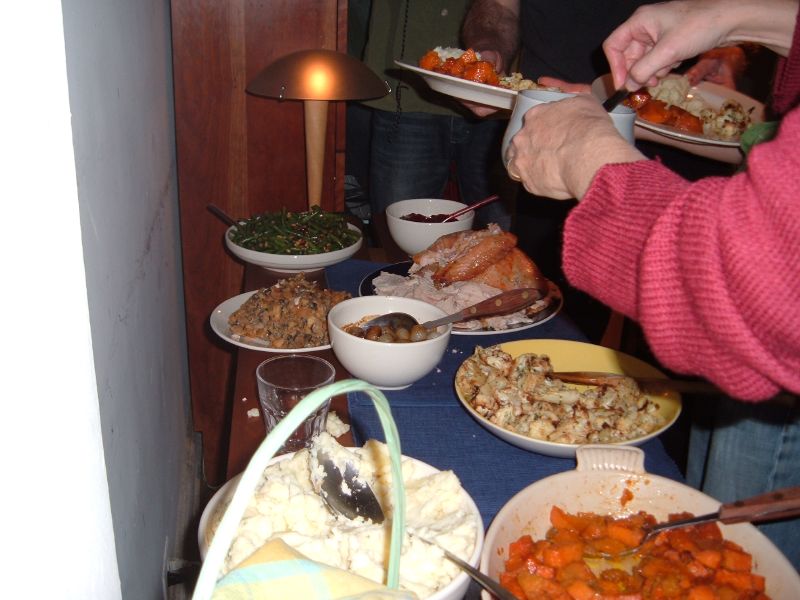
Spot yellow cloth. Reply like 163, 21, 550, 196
212, 539, 416, 600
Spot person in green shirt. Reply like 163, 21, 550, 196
356, 0, 512, 229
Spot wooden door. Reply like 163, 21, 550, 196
171, 0, 348, 485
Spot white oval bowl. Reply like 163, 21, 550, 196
386, 198, 474, 256
225, 222, 362, 272
328, 296, 452, 389
199, 450, 484, 600
480, 445, 800, 599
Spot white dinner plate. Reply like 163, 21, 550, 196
210, 290, 331, 353
358, 261, 563, 335
592, 74, 764, 147
395, 60, 516, 110
455, 339, 682, 458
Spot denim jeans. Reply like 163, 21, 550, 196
368, 110, 511, 229
687, 395, 800, 569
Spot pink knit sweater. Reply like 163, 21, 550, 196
563, 13, 800, 401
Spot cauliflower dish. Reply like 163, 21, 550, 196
455, 346, 665, 445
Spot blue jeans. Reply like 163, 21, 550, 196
368, 110, 511, 229
687, 395, 800, 569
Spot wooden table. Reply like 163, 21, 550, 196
369, 212, 407, 264
224, 214, 411, 477
224, 266, 357, 477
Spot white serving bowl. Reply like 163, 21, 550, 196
199, 450, 484, 600
225, 222, 362, 272
327, 296, 452, 389
480, 445, 800, 599
386, 198, 474, 256
455, 339, 682, 458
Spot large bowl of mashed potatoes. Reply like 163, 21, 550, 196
199, 434, 483, 600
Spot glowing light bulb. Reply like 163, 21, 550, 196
307, 65, 331, 96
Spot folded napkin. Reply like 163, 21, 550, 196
212, 539, 417, 600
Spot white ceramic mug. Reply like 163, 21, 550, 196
501, 88, 636, 166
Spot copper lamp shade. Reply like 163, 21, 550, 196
247, 49, 389, 101
247, 49, 389, 208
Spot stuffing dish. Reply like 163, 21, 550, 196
455, 345, 665, 444
227, 274, 350, 349
500, 506, 769, 599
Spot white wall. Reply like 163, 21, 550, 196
1, 3, 122, 599
1, 1, 191, 597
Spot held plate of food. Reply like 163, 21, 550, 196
210, 274, 350, 352
396, 59, 517, 110
395, 47, 556, 110
358, 225, 563, 335
592, 73, 764, 147
454, 339, 682, 457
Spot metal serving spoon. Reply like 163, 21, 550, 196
360, 286, 545, 333
587, 485, 800, 559
550, 371, 721, 395
551, 371, 798, 403
206, 203, 240, 227
314, 449, 517, 600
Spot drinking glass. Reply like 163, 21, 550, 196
256, 355, 336, 453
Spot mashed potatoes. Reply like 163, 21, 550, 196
209, 434, 479, 598
648, 74, 710, 116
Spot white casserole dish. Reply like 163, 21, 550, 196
481, 444, 800, 599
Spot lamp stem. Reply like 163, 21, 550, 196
304, 99, 328, 208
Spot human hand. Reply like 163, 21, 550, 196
504, 95, 644, 199
603, 0, 795, 90
464, 76, 591, 118
685, 46, 746, 88
603, 0, 730, 90
537, 76, 592, 94
459, 49, 504, 116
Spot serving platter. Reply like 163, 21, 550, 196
210, 290, 331, 353
358, 261, 563, 335
592, 74, 764, 147
455, 339, 682, 458
395, 60, 516, 110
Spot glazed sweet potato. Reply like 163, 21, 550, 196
499, 506, 771, 600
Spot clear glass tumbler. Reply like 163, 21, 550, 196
255, 354, 336, 453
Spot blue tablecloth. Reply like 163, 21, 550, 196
326, 259, 683, 530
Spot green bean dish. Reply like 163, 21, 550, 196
228, 207, 361, 255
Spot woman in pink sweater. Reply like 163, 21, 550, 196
506, 0, 800, 401
505, 0, 800, 568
